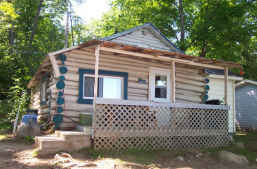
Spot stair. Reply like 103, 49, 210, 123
35, 130, 91, 155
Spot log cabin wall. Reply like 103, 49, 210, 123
30, 72, 55, 123
52, 47, 206, 129
30, 85, 40, 111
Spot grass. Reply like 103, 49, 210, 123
202, 131, 257, 164
229, 131, 257, 163
31, 149, 39, 157
78, 147, 188, 165
79, 132, 257, 165
0, 134, 7, 141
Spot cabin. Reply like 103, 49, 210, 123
206, 69, 242, 133
28, 23, 241, 150
236, 80, 257, 130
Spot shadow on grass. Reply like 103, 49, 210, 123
0, 134, 53, 169
201, 131, 257, 165
74, 132, 257, 167
0, 134, 35, 145
76, 147, 192, 165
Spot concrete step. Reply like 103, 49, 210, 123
55, 131, 91, 150
35, 136, 67, 155
36, 136, 66, 148
35, 130, 91, 155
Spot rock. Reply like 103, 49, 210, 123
16, 120, 40, 137
196, 153, 203, 158
176, 156, 185, 161
59, 152, 72, 159
235, 142, 245, 149
78, 163, 98, 167
54, 153, 72, 164
218, 151, 249, 165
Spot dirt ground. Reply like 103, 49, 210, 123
0, 136, 256, 169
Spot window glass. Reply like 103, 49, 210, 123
155, 75, 167, 98
84, 76, 94, 98
40, 80, 47, 103
103, 77, 122, 99
84, 75, 122, 99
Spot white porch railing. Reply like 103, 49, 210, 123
93, 99, 231, 150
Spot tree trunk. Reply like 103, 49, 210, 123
29, 0, 44, 46
200, 41, 207, 58
69, 1, 74, 46
64, 11, 69, 48
70, 13, 74, 46
179, 0, 185, 44
8, 24, 15, 54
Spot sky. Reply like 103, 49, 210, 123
72, 0, 111, 23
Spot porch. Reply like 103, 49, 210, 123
93, 99, 231, 150
39, 40, 241, 150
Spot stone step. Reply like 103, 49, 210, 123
55, 130, 90, 140
55, 131, 91, 150
35, 136, 66, 149
35, 130, 91, 155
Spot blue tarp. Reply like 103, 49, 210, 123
21, 114, 37, 124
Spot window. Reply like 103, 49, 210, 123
83, 75, 123, 99
78, 69, 128, 104
40, 80, 47, 105
149, 68, 170, 102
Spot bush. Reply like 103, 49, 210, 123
0, 84, 29, 133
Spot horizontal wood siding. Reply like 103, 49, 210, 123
236, 84, 257, 129
30, 73, 56, 124
30, 85, 40, 110
111, 28, 172, 51
208, 78, 235, 132
56, 48, 205, 123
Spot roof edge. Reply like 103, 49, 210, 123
208, 74, 243, 81
236, 79, 257, 87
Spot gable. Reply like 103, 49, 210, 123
102, 23, 181, 53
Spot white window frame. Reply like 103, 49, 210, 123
82, 74, 124, 100
149, 67, 171, 102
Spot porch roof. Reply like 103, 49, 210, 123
27, 39, 242, 88
54, 39, 241, 69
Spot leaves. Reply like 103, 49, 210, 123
86, 0, 256, 78
0, 0, 83, 125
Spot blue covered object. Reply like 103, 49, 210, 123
22, 114, 38, 124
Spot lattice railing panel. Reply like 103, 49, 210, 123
93, 100, 230, 150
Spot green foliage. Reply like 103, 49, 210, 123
23, 136, 35, 144
86, 0, 257, 79
202, 131, 257, 164
0, 0, 256, 130
0, 0, 85, 129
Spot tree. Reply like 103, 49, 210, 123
86, 0, 257, 79
0, 0, 82, 128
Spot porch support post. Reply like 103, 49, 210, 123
93, 45, 100, 104
93, 45, 100, 136
224, 67, 228, 105
171, 61, 176, 103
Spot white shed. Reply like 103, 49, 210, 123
206, 69, 242, 133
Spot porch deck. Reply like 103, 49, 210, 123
93, 99, 231, 150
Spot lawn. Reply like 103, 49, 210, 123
0, 134, 7, 141
201, 131, 257, 164
0, 131, 256, 169
228, 131, 257, 163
